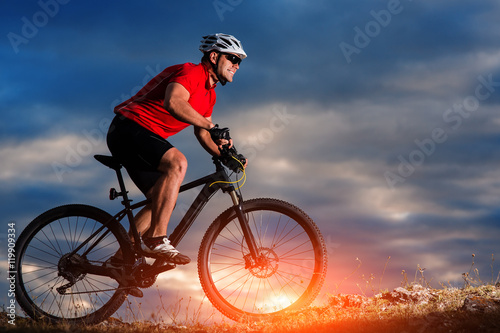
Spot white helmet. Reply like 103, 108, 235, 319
200, 33, 247, 59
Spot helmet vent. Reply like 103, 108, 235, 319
199, 33, 247, 59
220, 37, 232, 46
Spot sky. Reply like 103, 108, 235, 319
2, 0, 500, 324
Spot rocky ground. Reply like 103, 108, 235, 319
2, 284, 500, 332
326, 283, 500, 332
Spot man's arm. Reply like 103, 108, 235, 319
195, 118, 248, 169
164, 82, 213, 130
194, 117, 232, 156
194, 121, 219, 156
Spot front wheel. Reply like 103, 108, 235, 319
198, 198, 327, 321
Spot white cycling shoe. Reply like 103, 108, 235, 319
141, 236, 191, 265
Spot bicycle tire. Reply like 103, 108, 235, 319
198, 198, 327, 321
15, 204, 133, 324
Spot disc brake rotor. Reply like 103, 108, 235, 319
244, 247, 279, 278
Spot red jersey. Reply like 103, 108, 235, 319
114, 62, 216, 139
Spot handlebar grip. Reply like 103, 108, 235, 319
219, 145, 246, 173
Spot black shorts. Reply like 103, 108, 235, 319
107, 115, 174, 195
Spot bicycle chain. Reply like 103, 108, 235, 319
56, 286, 133, 295
56, 262, 140, 295
95, 258, 158, 289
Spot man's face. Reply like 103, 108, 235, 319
217, 53, 241, 83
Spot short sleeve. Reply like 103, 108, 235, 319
171, 63, 202, 95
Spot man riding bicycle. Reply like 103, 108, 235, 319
106, 33, 247, 265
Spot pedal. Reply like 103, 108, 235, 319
148, 252, 190, 265
152, 258, 176, 270
127, 287, 143, 298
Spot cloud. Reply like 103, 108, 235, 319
0, 133, 107, 184
2, 0, 500, 322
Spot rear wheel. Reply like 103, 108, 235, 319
198, 198, 327, 321
15, 204, 133, 324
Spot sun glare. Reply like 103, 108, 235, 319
260, 294, 294, 312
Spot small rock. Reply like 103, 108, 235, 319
462, 296, 500, 313
379, 284, 435, 305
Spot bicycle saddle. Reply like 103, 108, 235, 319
94, 155, 122, 170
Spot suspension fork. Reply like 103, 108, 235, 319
229, 190, 260, 261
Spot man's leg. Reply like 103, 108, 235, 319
108, 205, 151, 261
110, 148, 186, 261
132, 204, 153, 238
139, 148, 191, 264
129, 147, 187, 238
148, 147, 187, 237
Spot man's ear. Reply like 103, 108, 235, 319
210, 51, 219, 65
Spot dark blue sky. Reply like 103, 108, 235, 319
2, 0, 500, 322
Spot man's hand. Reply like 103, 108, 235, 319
219, 145, 248, 173
209, 125, 233, 149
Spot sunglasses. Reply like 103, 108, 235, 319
223, 53, 242, 65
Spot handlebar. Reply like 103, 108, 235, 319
217, 145, 246, 173
209, 125, 246, 173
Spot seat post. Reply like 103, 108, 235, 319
114, 167, 142, 246
114, 168, 132, 207
94, 154, 141, 244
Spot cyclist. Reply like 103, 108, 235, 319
106, 33, 247, 265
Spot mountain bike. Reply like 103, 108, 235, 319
14, 146, 327, 324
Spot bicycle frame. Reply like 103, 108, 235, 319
70, 155, 259, 282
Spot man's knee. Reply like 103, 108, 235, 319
172, 153, 188, 175
159, 149, 187, 175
